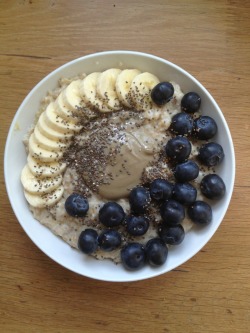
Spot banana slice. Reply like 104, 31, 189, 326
96, 68, 122, 111
29, 133, 63, 162
61, 79, 84, 115
24, 185, 64, 208
37, 112, 73, 141
55, 93, 81, 123
33, 126, 69, 152
129, 72, 160, 111
115, 69, 141, 107
21, 164, 62, 194
27, 154, 66, 178
80, 72, 111, 112
44, 102, 82, 134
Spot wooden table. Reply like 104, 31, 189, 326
1, 1, 249, 332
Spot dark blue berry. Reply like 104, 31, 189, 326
150, 179, 173, 201
121, 243, 146, 271
129, 186, 151, 214
174, 160, 199, 182
193, 116, 217, 140
99, 202, 125, 227
145, 238, 168, 266
65, 193, 89, 217
126, 215, 149, 236
181, 92, 201, 113
98, 229, 122, 251
173, 182, 197, 205
170, 112, 194, 136
151, 82, 174, 106
198, 142, 225, 167
78, 229, 98, 254
188, 201, 212, 225
200, 174, 226, 200
159, 224, 185, 245
160, 199, 185, 225
165, 136, 192, 162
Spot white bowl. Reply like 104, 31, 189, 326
4, 51, 235, 282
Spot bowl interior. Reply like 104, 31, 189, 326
4, 51, 235, 282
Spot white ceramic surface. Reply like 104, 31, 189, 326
4, 51, 235, 282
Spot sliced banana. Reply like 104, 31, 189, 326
115, 69, 141, 107
21, 164, 62, 194
96, 68, 122, 111
24, 185, 64, 208
80, 72, 111, 112
33, 126, 69, 152
29, 133, 63, 162
44, 102, 83, 134
61, 79, 84, 115
55, 93, 80, 123
129, 72, 160, 111
37, 112, 73, 141
27, 154, 66, 178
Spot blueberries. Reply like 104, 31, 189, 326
150, 179, 173, 201
121, 243, 146, 270
78, 229, 98, 254
165, 136, 192, 162
98, 230, 122, 251
145, 238, 168, 266
151, 82, 174, 106
193, 116, 217, 140
65, 193, 89, 217
129, 186, 151, 214
99, 202, 125, 227
181, 92, 201, 113
188, 201, 212, 225
174, 160, 199, 182
200, 174, 226, 200
170, 112, 193, 136
160, 199, 185, 225
159, 224, 185, 245
173, 182, 197, 205
126, 215, 149, 236
198, 142, 225, 167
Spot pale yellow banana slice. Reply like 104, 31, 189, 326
33, 126, 69, 152
115, 69, 141, 107
29, 133, 63, 162
24, 185, 64, 208
61, 79, 84, 114
55, 93, 80, 124
80, 72, 111, 112
44, 102, 82, 134
21, 164, 62, 194
129, 72, 160, 111
37, 112, 73, 141
96, 68, 122, 111
27, 154, 66, 178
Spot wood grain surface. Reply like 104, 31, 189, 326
0, 1, 249, 332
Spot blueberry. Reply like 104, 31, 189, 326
170, 112, 194, 136
150, 179, 173, 201
151, 82, 174, 106
200, 174, 226, 200
126, 215, 149, 236
121, 243, 146, 271
198, 142, 225, 167
165, 136, 192, 162
129, 186, 151, 214
65, 193, 89, 217
99, 202, 125, 227
78, 229, 98, 254
145, 238, 168, 266
159, 224, 185, 245
160, 199, 185, 225
174, 160, 199, 182
188, 201, 212, 225
181, 92, 201, 113
193, 116, 217, 140
173, 182, 197, 205
98, 229, 122, 251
